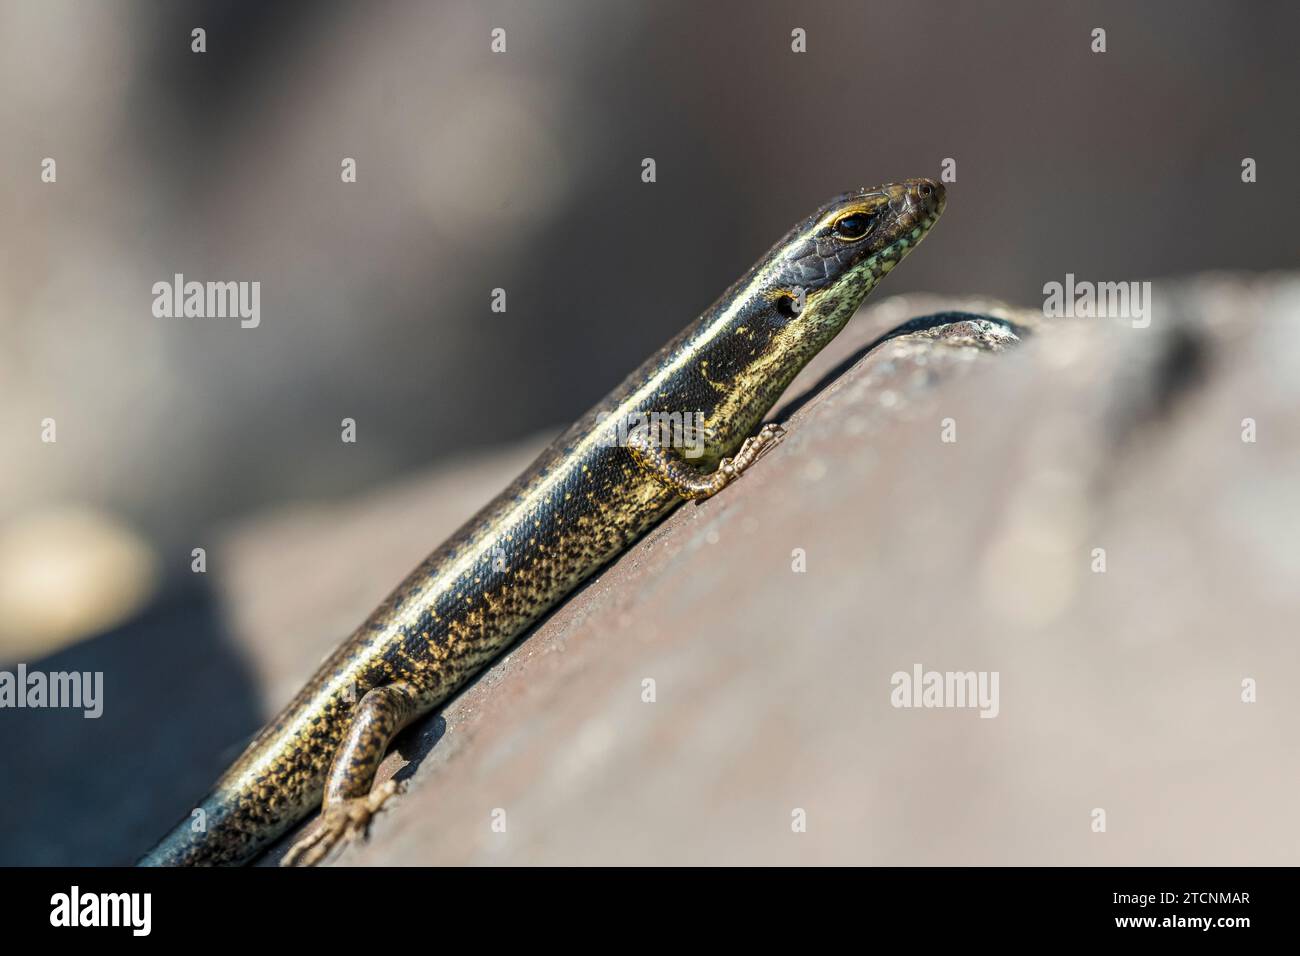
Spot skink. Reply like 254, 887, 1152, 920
140, 177, 946, 865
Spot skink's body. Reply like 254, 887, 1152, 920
141, 178, 945, 865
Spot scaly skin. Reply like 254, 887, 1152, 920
139, 178, 946, 866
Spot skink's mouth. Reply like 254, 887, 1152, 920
853, 179, 945, 285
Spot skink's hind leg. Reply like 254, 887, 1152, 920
282, 682, 418, 867
628, 421, 786, 500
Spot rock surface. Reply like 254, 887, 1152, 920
7, 278, 1296, 866
222, 278, 1298, 865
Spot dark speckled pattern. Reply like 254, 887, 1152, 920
139, 179, 945, 865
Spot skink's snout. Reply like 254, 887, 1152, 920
904, 177, 946, 218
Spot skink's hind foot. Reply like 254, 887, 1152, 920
281, 779, 399, 867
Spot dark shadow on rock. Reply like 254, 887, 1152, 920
391, 715, 447, 784
775, 312, 1026, 422
1103, 322, 1210, 449
0, 583, 261, 865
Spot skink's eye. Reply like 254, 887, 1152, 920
834, 213, 872, 240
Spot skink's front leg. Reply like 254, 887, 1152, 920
628, 421, 785, 500
282, 681, 418, 866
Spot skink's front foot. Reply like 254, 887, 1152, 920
721, 422, 785, 477
629, 420, 787, 500
281, 779, 399, 867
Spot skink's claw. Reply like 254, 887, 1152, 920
281, 779, 399, 867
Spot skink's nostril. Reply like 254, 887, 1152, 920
909, 179, 945, 214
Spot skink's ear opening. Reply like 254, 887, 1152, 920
776, 292, 803, 319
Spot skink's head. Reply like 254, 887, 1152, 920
759, 178, 945, 334
679, 179, 945, 442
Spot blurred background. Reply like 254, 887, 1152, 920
0, 0, 1296, 864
